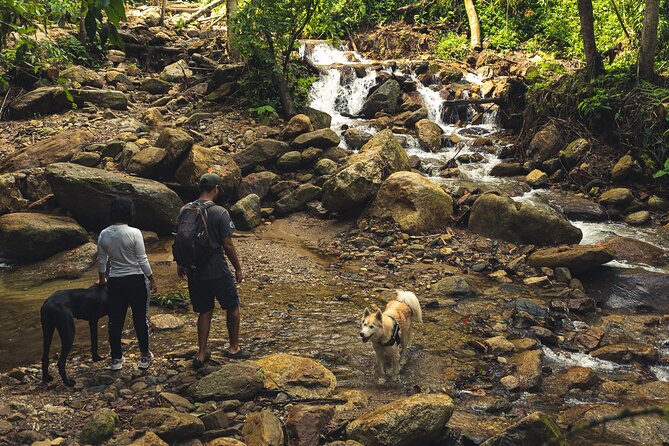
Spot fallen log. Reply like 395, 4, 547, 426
183, 0, 226, 25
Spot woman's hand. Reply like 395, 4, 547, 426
148, 276, 158, 294
177, 265, 188, 281
97, 272, 107, 286
235, 268, 244, 284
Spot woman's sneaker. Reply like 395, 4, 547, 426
138, 352, 154, 370
111, 357, 124, 371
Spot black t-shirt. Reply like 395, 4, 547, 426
190, 199, 236, 280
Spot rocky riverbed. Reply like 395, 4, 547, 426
1, 4, 669, 446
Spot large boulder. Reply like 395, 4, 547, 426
239, 172, 279, 200
141, 78, 173, 94
256, 353, 336, 399
274, 184, 322, 216
131, 408, 204, 443
468, 193, 582, 246
559, 138, 590, 166
242, 410, 284, 446
188, 362, 264, 401
80, 408, 119, 445
291, 128, 341, 150
480, 412, 560, 446
161, 59, 192, 82
415, 119, 443, 152
175, 145, 241, 196
300, 107, 332, 130
0, 213, 88, 262
71, 88, 127, 110
45, 163, 182, 234
599, 188, 633, 206
529, 123, 564, 163
611, 154, 635, 181
368, 171, 453, 234
126, 147, 168, 179
0, 129, 94, 172
129, 432, 169, 446
19, 242, 97, 283
155, 128, 194, 172
322, 130, 410, 212
604, 236, 667, 266
432, 275, 479, 298
281, 114, 314, 140
343, 128, 374, 150
286, 405, 334, 446
509, 349, 543, 391
60, 66, 104, 88
590, 343, 658, 364
230, 194, 262, 230
346, 393, 454, 446
528, 245, 614, 274
0, 174, 28, 213
233, 139, 290, 175
359, 79, 401, 118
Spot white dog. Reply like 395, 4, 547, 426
359, 290, 422, 384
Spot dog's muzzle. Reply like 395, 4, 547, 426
360, 333, 371, 343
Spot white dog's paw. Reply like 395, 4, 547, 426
377, 377, 387, 385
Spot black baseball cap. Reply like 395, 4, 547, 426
199, 173, 222, 187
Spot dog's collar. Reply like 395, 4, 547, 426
382, 316, 401, 347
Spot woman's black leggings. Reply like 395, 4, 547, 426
108, 274, 150, 359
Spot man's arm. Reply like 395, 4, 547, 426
222, 236, 243, 283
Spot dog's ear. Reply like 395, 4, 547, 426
363, 308, 370, 318
375, 309, 383, 321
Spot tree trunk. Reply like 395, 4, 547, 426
637, 0, 660, 81
226, 0, 239, 60
464, 0, 482, 50
78, 1, 87, 45
273, 69, 297, 118
159, 0, 167, 26
577, 0, 603, 79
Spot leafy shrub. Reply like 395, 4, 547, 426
436, 32, 469, 60
151, 291, 189, 309
249, 104, 279, 125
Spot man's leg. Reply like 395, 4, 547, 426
226, 305, 240, 354
196, 310, 214, 362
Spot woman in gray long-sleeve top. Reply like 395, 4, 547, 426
97, 197, 158, 371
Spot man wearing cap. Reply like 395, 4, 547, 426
176, 173, 249, 367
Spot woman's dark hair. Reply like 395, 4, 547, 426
109, 197, 135, 224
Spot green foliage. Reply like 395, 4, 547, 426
577, 87, 614, 127
249, 104, 279, 125
151, 291, 189, 309
653, 158, 669, 178
436, 32, 469, 60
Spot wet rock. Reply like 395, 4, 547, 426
559, 138, 589, 166
206, 63, 245, 94
281, 114, 314, 140
314, 159, 338, 176
256, 353, 336, 399
611, 154, 635, 181
19, 241, 97, 282
143, 107, 164, 126
404, 107, 428, 128
155, 128, 194, 169
300, 107, 332, 130
239, 172, 279, 200
15, 430, 47, 443
360, 79, 401, 117
127, 147, 168, 179
71, 151, 101, 167
141, 78, 173, 94
468, 193, 582, 246
150, 314, 184, 330
480, 412, 560, 446
342, 128, 373, 150
603, 236, 666, 266
514, 298, 547, 319
73, 88, 128, 110
322, 130, 409, 212
545, 194, 607, 221
433, 275, 479, 298
599, 188, 633, 206
188, 362, 264, 401
9, 87, 126, 118
201, 409, 232, 431
207, 438, 246, 446
528, 245, 614, 274
415, 119, 443, 152
160, 392, 195, 412
46, 163, 183, 234
367, 171, 453, 234
301, 147, 323, 165
61, 65, 104, 88
648, 194, 669, 210
530, 123, 564, 163
292, 129, 340, 150
590, 343, 658, 364
559, 366, 597, 390
0, 213, 88, 262
525, 169, 548, 187
624, 210, 650, 226
483, 336, 515, 354
274, 184, 322, 216
230, 194, 262, 230
0, 173, 28, 213
511, 349, 543, 391
175, 146, 241, 197
234, 139, 290, 175
0, 129, 94, 172
80, 408, 119, 445
129, 432, 169, 446
346, 393, 454, 446
490, 162, 525, 177
276, 151, 303, 171
580, 267, 669, 312
0, 420, 11, 435
286, 405, 334, 446
132, 408, 204, 442
161, 60, 192, 83
242, 410, 284, 446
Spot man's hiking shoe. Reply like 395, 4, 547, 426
192, 351, 211, 370
138, 352, 154, 370
224, 350, 251, 360
111, 357, 124, 371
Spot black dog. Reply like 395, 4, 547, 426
41, 284, 109, 386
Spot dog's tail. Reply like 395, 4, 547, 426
395, 290, 422, 323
